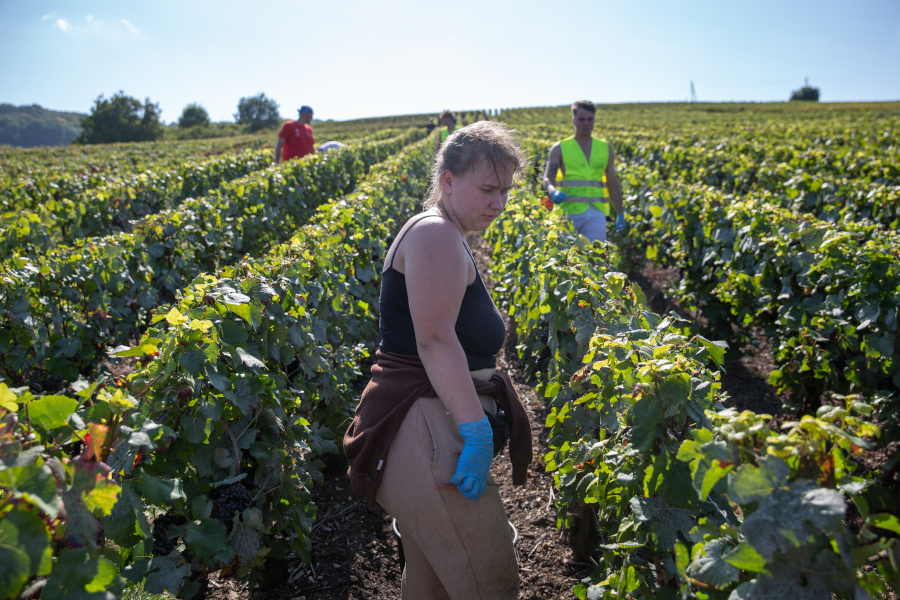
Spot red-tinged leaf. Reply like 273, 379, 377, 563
87, 423, 108, 461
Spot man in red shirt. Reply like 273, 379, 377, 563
275, 105, 315, 163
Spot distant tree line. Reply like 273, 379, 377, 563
0, 104, 83, 147
69, 91, 283, 144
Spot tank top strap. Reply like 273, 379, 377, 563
461, 237, 478, 271
388, 213, 438, 268
389, 213, 478, 271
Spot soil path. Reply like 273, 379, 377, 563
206, 232, 588, 600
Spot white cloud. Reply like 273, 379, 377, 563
87, 15, 94, 22
121, 19, 139, 34
41, 12, 55, 21
56, 18, 71, 33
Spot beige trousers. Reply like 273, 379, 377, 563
376, 394, 520, 600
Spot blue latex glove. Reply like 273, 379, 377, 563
615, 213, 626, 234
549, 189, 568, 204
451, 416, 493, 501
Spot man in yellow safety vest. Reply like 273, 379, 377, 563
438, 110, 457, 144
542, 100, 626, 242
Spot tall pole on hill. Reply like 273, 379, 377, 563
690, 81, 697, 102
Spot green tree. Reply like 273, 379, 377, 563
178, 103, 210, 128
790, 78, 820, 102
790, 86, 820, 101
235, 93, 280, 132
75, 91, 163, 144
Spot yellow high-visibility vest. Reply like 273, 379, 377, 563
440, 126, 455, 143
555, 136, 610, 215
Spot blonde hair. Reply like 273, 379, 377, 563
424, 121, 525, 210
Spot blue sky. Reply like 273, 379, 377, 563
1, 0, 898, 123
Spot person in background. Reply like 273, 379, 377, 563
275, 105, 315, 163
542, 100, 626, 242
438, 109, 458, 144
344, 121, 531, 600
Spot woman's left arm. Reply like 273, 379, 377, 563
403, 220, 485, 426
404, 220, 494, 499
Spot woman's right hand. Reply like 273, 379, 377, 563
451, 416, 493, 500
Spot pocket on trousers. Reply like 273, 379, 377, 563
415, 402, 436, 466
417, 397, 465, 482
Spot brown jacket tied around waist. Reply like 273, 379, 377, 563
343, 350, 533, 507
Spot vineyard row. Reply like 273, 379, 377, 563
0, 128, 425, 388
0, 133, 436, 598
0, 129, 406, 256
485, 187, 898, 599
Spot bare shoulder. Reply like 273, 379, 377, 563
401, 215, 470, 287
390, 213, 466, 274
403, 215, 463, 257
548, 141, 562, 156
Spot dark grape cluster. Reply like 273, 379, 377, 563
152, 510, 187, 557
211, 483, 252, 530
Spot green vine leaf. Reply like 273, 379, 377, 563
44, 547, 125, 600
686, 538, 739, 587
26, 395, 79, 430
144, 553, 191, 595
630, 496, 695, 553
741, 482, 845, 559
728, 455, 790, 504
0, 506, 52, 586
184, 520, 231, 566
0, 464, 61, 517
138, 470, 186, 505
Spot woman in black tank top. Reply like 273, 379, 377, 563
379, 211, 506, 371
344, 122, 530, 598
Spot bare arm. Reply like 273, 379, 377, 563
542, 142, 563, 193
606, 143, 624, 214
403, 219, 484, 426
274, 138, 284, 164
